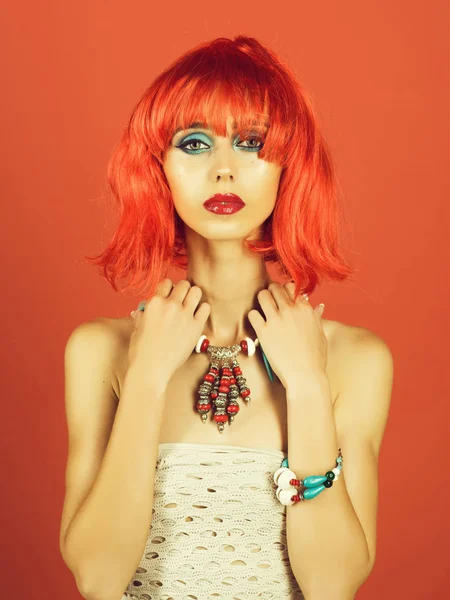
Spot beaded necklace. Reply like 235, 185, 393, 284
194, 334, 275, 433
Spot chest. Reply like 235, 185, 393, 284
116, 321, 341, 454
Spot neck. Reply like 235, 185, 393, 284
184, 230, 273, 347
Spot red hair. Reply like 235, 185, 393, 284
86, 35, 355, 301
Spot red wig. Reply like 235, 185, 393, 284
85, 35, 355, 301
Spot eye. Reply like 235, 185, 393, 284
236, 136, 264, 151
176, 139, 210, 152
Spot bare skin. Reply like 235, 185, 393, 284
108, 312, 347, 454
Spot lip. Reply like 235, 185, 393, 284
203, 193, 245, 215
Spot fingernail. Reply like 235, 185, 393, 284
318, 303, 325, 316
130, 310, 136, 317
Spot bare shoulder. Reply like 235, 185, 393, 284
66, 315, 132, 401
93, 315, 135, 398
323, 317, 394, 397
327, 317, 393, 354
330, 321, 393, 375
331, 319, 393, 366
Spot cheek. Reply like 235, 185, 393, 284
163, 160, 203, 201
268, 169, 283, 204
251, 165, 282, 204
168, 172, 204, 215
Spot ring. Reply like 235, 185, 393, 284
302, 293, 309, 302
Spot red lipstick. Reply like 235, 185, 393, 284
203, 193, 245, 215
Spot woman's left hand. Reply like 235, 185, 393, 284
247, 281, 327, 390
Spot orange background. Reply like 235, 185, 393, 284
1, 1, 448, 598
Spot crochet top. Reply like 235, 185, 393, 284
121, 442, 305, 600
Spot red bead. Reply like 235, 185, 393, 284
222, 368, 232, 375
226, 404, 240, 414
210, 392, 218, 399
210, 367, 219, 373
219, 380, 230, 387
218, 386, 230, 393
240, 389, 250, 398
200, 339, 210, 352
213, 414, 228, 423
196, 402, 211, 411
204, 373, 215, 383
240, 340, 248, 354
229, 377, 236, 385
233, 368, 242, 375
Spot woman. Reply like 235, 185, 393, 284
60, 35, 394, 600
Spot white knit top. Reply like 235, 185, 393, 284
121, 442, 305, 600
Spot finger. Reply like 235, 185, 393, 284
283, 281, 296, 301
283, 281, 309, 304
268, 282, 290, 308
170, 279, 193, 304
135, 279, 173, 317
155, 278, 174, 298
315, 303, 325, 318
130, 310, 143, 328
194, 301, 211, 323
248, 308, 266, 329
258, 288, 279, 316
183, 285, 204, 312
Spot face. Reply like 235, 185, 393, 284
162, 114, 283, 242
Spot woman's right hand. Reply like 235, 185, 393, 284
128, 279, 211, 387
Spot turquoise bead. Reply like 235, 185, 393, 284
137, 301, 146, 311
303, 475, 327, 488
281, 458, 289, 468
304, 485, 326, 500
260, 345, 274, 382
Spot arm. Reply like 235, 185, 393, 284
60, 320, 167, 600
284, 328, 394, 599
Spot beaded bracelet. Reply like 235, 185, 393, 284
273, 449, 344, 505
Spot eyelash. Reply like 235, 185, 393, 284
176, 136, 264, 153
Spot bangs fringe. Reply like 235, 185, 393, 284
85, 35, 355, 301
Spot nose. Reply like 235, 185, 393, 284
210, 141, 236, 181
215, 170, 234, 182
